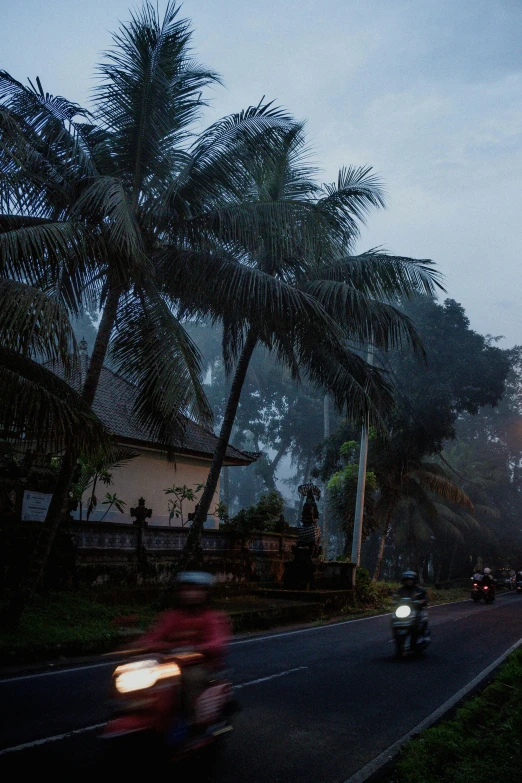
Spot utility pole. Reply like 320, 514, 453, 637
350, 347, 373, 572
323, 394, 330, 561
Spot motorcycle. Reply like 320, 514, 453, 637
391, 598, 430, 658
470, 580, 495, 603
101, 648, 235, 767
515, 577, 522, 594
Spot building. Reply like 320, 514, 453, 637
52, 344, 258, 529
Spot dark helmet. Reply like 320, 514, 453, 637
401, 570, 418, 583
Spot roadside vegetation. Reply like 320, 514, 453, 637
388, 647, 522, 783
0, 575, 473, 667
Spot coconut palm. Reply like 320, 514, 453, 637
372, 452, 475, 581
181, 124, 444, 563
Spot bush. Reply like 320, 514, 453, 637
355, 568, 391, 608
220, 491, 286, 537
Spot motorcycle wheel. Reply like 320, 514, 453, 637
471, 595, 480, 602
394, 637, 407, 659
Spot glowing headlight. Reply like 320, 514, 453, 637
114, 659, 181, 694
395, 605, 412, 619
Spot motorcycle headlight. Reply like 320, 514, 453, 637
395, 605, 412, 618
114, 659, 181, 694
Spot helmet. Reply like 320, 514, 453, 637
483, 568, 492, 575
175, 571, 215, 587
401, 570, 418, 583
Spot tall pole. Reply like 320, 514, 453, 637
350, 347, 373, 567
323, 395, 330, 561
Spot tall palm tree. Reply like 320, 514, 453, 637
182, 125, 444, 563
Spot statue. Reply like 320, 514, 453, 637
297, 483, 322, 558
130, 498, 152, 579
283, 482, 322, 589
130, 497, 152, 528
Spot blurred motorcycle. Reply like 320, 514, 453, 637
471, 580, 495, 603
391, 598, 430, 658
101, 647, 235, 767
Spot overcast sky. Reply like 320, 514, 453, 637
3, 0, 522, 345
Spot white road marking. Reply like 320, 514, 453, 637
235, 666, 308, 689
0, 723, 106, 756
342, 635, 522, 783
0, 660, 115, 684
1, 593, 516, 682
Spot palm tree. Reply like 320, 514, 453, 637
372, 453, 474, 581
182, 125, 444, 563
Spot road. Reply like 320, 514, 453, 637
1, 593, 522, 781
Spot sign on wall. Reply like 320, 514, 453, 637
22, 491, 53, 521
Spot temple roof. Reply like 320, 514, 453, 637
50, 354, 258, 467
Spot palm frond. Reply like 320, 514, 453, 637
301, 279, 424, 353
0, 278, 76, 367
94, 1, 219, 193
315, 166, 386, 249
413, 469, 474, 510
320, 250, 445, 299
109, 288, 212, 447
0, 346, 110, 455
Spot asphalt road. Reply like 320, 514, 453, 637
1, 593, 522, 781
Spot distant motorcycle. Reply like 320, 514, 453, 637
515, 576, 522, 594
391, 598, 430, 658
101, 648, 235, 767
471, 580, 495, 603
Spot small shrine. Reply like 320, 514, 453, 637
283, 482, 322, 589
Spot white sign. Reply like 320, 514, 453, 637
22, 491, 53, 522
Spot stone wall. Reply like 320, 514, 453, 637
1, 520, 298, 589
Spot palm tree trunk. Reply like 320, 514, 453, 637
373, 515, 391, 581
2, 284, 121, 628
182, 328, 258, 566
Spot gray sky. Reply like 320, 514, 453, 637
3, 0, 522, 345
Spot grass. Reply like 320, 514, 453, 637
386, 647, 522, 783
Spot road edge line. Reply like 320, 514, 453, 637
342, 635, 522, 783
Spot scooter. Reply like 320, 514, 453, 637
101, 648, 235, 767
471, 580, 495, 603
391, 598, 430, 658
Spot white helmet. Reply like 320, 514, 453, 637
483, 568, 492, 575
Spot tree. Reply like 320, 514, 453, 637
365, 298, 511, 580
183, 125, 443, 564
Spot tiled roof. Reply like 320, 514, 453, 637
50, 356, 256, 466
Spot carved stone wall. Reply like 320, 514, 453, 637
1, 520, 298, 588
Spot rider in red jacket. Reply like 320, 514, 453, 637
137, 572, 231, 721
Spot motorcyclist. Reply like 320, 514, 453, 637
396, 570, 429, 641
136, 571, 231, 725
482, 567, 496, 598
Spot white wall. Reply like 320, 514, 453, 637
72, 447, 221, 529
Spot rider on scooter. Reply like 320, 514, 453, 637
136, 572, 231, 724
396, 571, 429, 641
482, 567, 496, 598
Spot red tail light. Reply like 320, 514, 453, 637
484, 586, 489, 590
